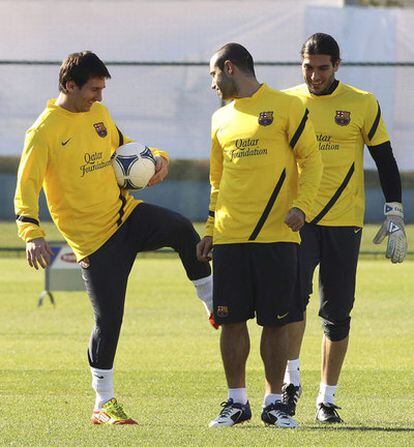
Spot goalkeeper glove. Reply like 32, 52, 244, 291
373, 202, 408, 263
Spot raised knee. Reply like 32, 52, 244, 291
174, 213, 194, 234
321, 318, 350, 341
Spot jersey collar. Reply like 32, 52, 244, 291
233, 83, 268, 104
46, 98, 94, 116
308, 81, 343, 99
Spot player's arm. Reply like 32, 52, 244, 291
197, 122, 223, 262
147, 149, 169, 186
368, 141, 401, 203
286, 97, 322, 231
14, 130, 52, 269
368, 142, 406, 263
363, 96, 407, 263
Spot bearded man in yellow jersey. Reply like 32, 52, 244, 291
14, 51, 213, 425
197, 43, 322, 429
282, 33, 407, 423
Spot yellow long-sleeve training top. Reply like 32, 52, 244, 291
205, 83, 323, 245
14, 99, 167, 261
284, 82, 390, 227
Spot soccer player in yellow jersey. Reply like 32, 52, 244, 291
14, 51, 213, 425
282, 33, 407, 423
197, 43, 322, 428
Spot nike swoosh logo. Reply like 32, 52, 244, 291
354, 228, 362, 234
277, 312, 289, 320
94, 375, 104, 379
61, 138, 71, 146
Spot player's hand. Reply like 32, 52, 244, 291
26, 237, 53, 270
373, 202, 408, 263
147, 155, 169, 186
197, 236, 213, 262
284, 207, 305, 232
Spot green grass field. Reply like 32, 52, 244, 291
1, 221, 414, 256
0, 254, 413, 446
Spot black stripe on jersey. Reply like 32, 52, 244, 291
289, 109, 309, 149
310, 163, 355, 225
15, 215, 39, 226
368, 102, 381, 141
117, 127, 124, 147
208, 210, 215, 218
116, 194, 127, 227
249, 169, 286, 241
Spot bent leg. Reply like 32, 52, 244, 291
128, 203, 211, 280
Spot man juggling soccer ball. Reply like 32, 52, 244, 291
14, 51, 214, 425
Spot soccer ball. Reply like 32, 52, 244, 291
112, 142, 156, 190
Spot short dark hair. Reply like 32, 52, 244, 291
214, 43, 256, 76
59, 51, 111, 93
301, 33, 341, 65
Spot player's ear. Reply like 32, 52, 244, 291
224, 60, 234, 75
333, 59, 341, 73
65, 80, 77, 93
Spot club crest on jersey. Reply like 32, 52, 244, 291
335, 111, 351, 126
258, 111, 274, 126
217, 306, 229, 318
93, 122, 108, 137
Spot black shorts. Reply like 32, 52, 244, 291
289, 222, 362, 323
212, 242, 299, 327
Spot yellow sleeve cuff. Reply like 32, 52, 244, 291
17, 223, 46, 243
151, 147, 169, 162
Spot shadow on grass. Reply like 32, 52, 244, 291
302, 425, 414, 433
231, 424, 414, 433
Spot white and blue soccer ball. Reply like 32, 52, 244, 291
112, 142, 156, 190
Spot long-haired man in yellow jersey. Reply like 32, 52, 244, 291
282, 33, 407, 423
197, 43, 322, 429
14, 51, 214, 425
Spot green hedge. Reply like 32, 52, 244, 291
2, 156, 414, 186
0, 156, 210, 181
0, 157, 19, 175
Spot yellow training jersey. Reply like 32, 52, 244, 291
285, 82, 390, 227
14, 99, 167, 261
205, 83, 322, 245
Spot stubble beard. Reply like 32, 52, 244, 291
220, 77, 238, 101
